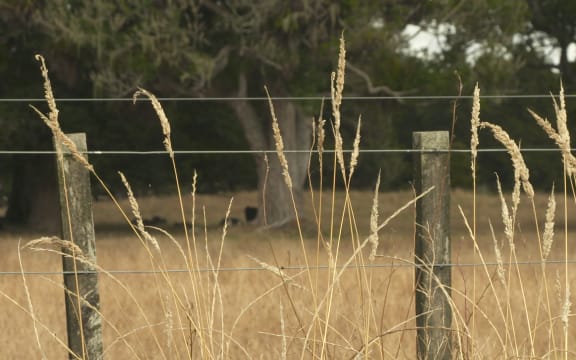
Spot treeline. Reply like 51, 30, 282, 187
0, 1, 575, 226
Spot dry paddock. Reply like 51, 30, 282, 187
1, 190, 576, 358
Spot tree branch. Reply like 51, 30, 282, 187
227, 72, 268, 151
346, 62, 412, 101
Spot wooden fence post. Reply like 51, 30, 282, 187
55, 133, 103, 360
413, 131, 452, 360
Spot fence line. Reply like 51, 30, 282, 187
2, 259, 576, 277
0, 94, 574, 102
1, 129, 567, 358
0, 148, 574, 155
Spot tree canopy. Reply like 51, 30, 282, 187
0, 0, 575, 228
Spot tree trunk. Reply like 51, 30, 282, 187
558, 41, 573, 83
229, 73, 311, 227
5, 155, 61, 233
260, 99, 311, 226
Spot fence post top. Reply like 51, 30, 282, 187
412, 131, 449, 150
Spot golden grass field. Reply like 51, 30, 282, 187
1, 189, 575, 359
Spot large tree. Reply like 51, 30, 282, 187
526, 0, 576, 82
8, 0, 556, 229
0, 1, 66, 232
31, 0, 409, 226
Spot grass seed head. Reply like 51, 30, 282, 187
542, 185, 556, 260
331, 35, 347, 179
471, 83, 480, 171
24, 237, 83, 255
119, 171, 160, 252
331, 35, 346, 121
368, 171, 381, 261
35, 55, 59, 124
265, 86, 293, 189
562, 285, 571, 331
495, 174, 515, 250
247, 255, 301, 288
316, 100, 326, 156
349, 116, 362, 179
133, 88, 174, 159
481, 122, 534, 199
530, 82, 576, 176
32, 55, 93, 172
489, 221, 507, 287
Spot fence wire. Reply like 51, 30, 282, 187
1, 94, 575, 278
0, 94, 574, 102
0, 148, 574, 155
1, 259, 575, 276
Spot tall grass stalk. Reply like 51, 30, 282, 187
25, 236, 180, 358
31, 54, 89, 359
460, 83, 576, 358
321, 35, 360, 359
482, 121, 537, 355
132, 89, 191, 249
18, 239, 48, 360
263, 85, 321, 357
133, 87, 241, 359
470, 83, 480, 346
31, 55, 233, 358
30, 55, 171, 288
530, 84, 574, 359
307, 109, 328, 355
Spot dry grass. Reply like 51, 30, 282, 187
2, 190, 576, 358
2, 38, 576, 359
0, 225, 414, 358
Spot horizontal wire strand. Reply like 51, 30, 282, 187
0, 148, 573, 155
2, 95, 572, 276
0, 94, 574, 102
1, 258, 574, 276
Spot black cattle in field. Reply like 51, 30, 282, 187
216, 206, 258, 227
218, 217, 242, 227
132, 216, 167, 227
244, 206, 258, 223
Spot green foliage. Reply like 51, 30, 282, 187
1, 0, 576, 197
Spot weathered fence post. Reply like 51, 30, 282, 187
55, 133, 103, 360
413, 131, 452, 360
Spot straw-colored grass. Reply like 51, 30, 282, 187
2, 189, 576, 358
